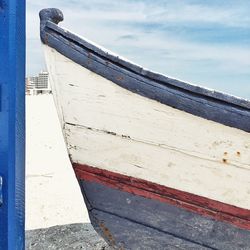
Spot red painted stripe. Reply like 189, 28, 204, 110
73, 163, 250, 230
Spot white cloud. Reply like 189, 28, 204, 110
26, 0, 250, 98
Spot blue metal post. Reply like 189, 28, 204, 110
0, 0, 25, 249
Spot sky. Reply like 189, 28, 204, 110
27, 0, 250, 99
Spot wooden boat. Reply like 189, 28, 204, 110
40, 8, 250, 249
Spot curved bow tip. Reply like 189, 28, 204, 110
39, 8, 64, 24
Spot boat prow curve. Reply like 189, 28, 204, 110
39, 8, 250, 132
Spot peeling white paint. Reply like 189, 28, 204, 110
44, 45, 250, 210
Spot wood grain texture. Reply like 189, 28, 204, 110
74, 163, 250, 230
40, 10, 250, 111
41, 12, 250, 248
41, 22, 250, 132
80, 180, 250, 249
44, 46, 250, 210
65, 123, 250, 210
90, 210, 212, 250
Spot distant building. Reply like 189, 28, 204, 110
26, 71, 51, 95
37, 71, 49, 89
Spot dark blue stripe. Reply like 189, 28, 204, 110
40, 9, 250, 132
79, 180, 250, 250
90, 210, 213, 250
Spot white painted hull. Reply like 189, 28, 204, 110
44, 45, 250, 211
40, 9, 250, 247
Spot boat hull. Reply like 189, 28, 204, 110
43, 45, 250, 249
39, 9, 250, 249
78, 170, 250, 249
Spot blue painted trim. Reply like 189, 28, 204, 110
0, 1, 25, 249
0, 177, 3, 206
40, 8, 250, 132
79, 180, 250, 250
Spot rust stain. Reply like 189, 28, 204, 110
99, 222, 116, 247
222, 158, 228, 164
223, 152, 228, 156
45, 34, 49, 44
236, 151, 241, 156
117, 76, 123, 81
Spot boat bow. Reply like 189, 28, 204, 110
39, 8, 250, 132
40, 8, 250, 249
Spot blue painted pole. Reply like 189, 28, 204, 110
0, 0, 25, 249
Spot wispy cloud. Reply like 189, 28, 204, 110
27, 0, 250, 98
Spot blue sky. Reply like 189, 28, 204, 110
27, 0, 250, 98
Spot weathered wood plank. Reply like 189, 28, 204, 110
65, 123, 250, 210
80, 180, 250, 250
44, 46, 250, 209
74, 164, 250, 226
44, 46, 250, 171
41, 9, 250, 249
